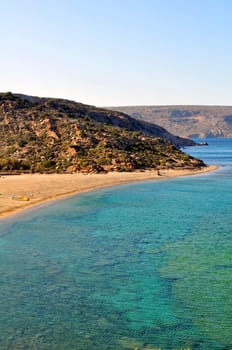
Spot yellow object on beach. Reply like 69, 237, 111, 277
22, 197, 30, 201
11, 196, 30, 201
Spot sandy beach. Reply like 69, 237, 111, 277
0, 166, 218, 219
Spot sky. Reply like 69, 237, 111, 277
1, 0, 232, 106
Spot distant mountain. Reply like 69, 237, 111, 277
13, 95, 195, 147
0, 92, 204, 174
109, 105, 232, 138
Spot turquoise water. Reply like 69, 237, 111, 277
0, 138, 232, 349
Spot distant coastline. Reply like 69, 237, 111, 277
0, 166, 218, 220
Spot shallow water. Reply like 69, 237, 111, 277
0, 138, 231, 349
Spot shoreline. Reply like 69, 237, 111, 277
0, 166, 218, 220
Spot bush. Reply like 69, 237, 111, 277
41, 160, 56, 169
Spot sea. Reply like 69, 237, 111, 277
0, 138, 231, 350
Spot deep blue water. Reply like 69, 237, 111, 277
0, 138, 232, 349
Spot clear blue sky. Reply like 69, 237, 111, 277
1, 0, 232, 106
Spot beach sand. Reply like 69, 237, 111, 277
0, 166, 218, 219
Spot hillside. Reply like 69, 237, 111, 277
0, 92, 204, 174
109, 105, 232, 138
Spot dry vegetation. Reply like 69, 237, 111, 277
0, 93, 204, 174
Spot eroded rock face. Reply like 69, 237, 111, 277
109, 105, 232, 138
0, 92, 204, 174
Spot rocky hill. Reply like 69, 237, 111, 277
109, 105, 232, 138
0, 92, 204, 174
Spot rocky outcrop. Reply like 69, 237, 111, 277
0, 92, 204, 174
